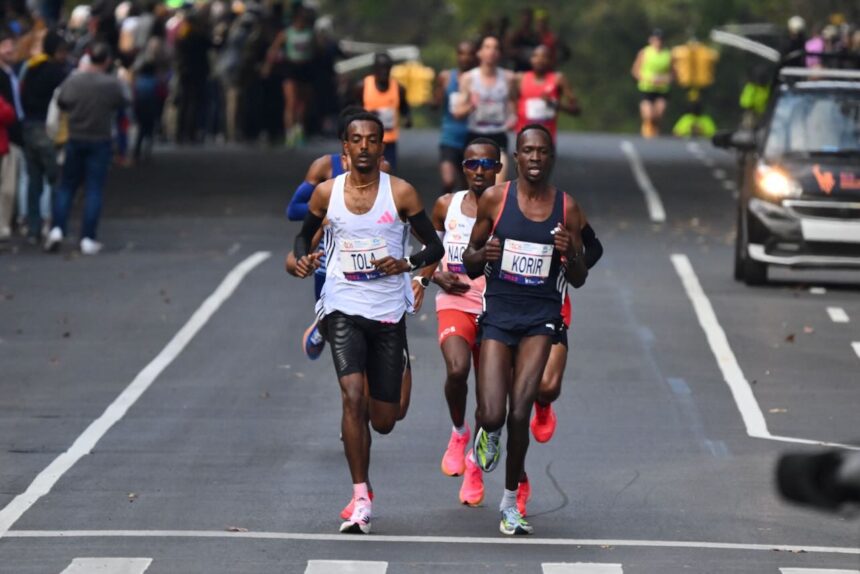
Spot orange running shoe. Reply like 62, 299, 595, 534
340, 490, 374, 520
517, 476, 531, 516
530, 402, 557, 443
459, 449, 484, 507
441, 425, 470, 476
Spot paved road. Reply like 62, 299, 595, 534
1, 131, 858, 574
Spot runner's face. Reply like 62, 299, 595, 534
457, 43, 475, 70
463, 145, 501, 195
515, 130, 554, 184
344, 120, 383, 174
479, 37, 500, 66
530, 46, 551, 73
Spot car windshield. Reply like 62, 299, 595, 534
764, 90, 860, 160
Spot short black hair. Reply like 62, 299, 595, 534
516, 124, 554, 151
465, 137, 501, 160
343, 111, 385, 141
373, 52, 392, 68
88, 41, 112, 65
42, 29, 65, 57
337, 105, 367, 139
477, 34, 499, 51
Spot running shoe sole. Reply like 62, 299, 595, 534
473, 428, 501, 473
339, 520, 371, 534
499, 520, 533, 535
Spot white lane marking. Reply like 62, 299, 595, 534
686, 141, 703, 155
781, 569, 860, 574
620, 140, 667, 223
712, 168, 727, 180
0, 252, 271, 538
6, 530, 860, 555
60, 558, 152, 574
703, 158, 716, 168
853, 342, 860, 360
722, 180, 737, 191
810, 287, 827, 295
827, 307, 849, 323
543, 564, 623, 573
670, 254, 859, 450
306, 560, 387, 574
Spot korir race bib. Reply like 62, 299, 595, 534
500, 239, 553, 285
375, 107, 396, 130
525, 97, 555, 121
339, 237, 389, 281
474, 100, 505, 126
445, 233, 468, 274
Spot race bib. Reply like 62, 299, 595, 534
474, 100, 505, 126
525, 97, 555, 121
448, 92, 466, 115
499, 239, 553, 285
445, 233, 468, 274
339, 237, 389, 281
375, 107, 396, 130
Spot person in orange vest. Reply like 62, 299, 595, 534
514, 44, 580, 142
357, 52, 412, 171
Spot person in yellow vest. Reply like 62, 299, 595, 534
631, 29, 673, 138
358, 52, 412, 171
672, 100, 716, 138
739, 65, 771, 128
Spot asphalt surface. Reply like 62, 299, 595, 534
0, 130, 858, 574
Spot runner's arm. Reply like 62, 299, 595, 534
416, 195, 450, 282
463, 186, 503, 279
399, 84, 413, 128
556, 72, 581, 116
286, 156, 330, 220
582, 221, 602, 269
431, 70, 448, 109
288, 181, 331, 277
452, 72, 472, 119
561, 196, 588, 287
631, 48, 644, 81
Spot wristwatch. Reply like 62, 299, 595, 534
412, 275, 430, 288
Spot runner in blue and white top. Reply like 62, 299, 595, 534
287, 112, 443, 536
435, 40, 476, 195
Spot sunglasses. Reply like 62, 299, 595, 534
462, 158, 501, 171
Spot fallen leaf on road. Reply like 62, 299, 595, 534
62, 332, 70, 338
127, 492, 137, 502
226, 526, 248, 532
784, 334, 795, 343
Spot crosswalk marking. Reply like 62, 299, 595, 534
543, 563, 623, 573
827, 307, 849, 323
853, 342, 860, 360
304, 560, 388, 574
780, 569, 860, 574
60, 558, 152, 574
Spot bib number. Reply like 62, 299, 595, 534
499, 239, 552, 285
445, 235, 468, 274
474, 100, 505, 127
448, 92, 465, 115
339, 237, 389, 281
375, 107, 396, 130
525, 97, 555, 121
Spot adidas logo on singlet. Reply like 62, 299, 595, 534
376, 211, 395, 224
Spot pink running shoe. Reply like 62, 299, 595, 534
441, 425, 470, 476
459, 449, 485, 507
517, 476, 531, 516
340, 490, 374, 520
530, 402, 557, 443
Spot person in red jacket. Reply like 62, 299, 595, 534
0, 94, 14, 157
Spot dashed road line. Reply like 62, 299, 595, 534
620, 140, 666, 223
712, 168, 727, 180
810, 287, 827, 295
60, 558, 152, 574
670, 253, 858, 450
722, 180, 737, 191
827, 307, 849, 323
306, 560, 387, 574
543, 564, 623, 573
6, 530, 860, 555
0, 252, 272, 538
780, 569, 860, 574
852, 342, 860, 360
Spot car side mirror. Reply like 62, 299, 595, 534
712, 129, 756, 152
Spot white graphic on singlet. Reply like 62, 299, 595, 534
499, 239, 553, 285
339, 237, 389, 281
474, 100, 505, 126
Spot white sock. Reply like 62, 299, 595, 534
453, 424, 467, 435
500, 488, 517, 512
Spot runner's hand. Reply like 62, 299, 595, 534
552, 224, 575, 260
412, 279, 425, 312
484, 236, 502, 263
434, 272, 470, 295
371, 256, 410, 276
295, 252, 322, 278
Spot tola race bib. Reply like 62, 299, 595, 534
499, 239, 553, 285
339, 237, 389, 281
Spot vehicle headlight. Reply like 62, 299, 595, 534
755, 165, 802, 199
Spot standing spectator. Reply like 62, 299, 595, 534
20, 29, 68, 243
175, 10, 210, 144
310, 15, 343, 136
504, 8, 539, 72
215, 7, 254, 142
0, 29, 24, 241
44, 42, 129, 255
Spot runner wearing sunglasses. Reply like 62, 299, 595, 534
413, 138, 502, 508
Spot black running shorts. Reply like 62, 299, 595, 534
319, 311, 408, 403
